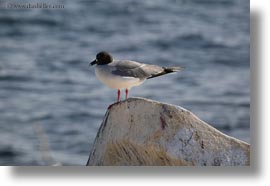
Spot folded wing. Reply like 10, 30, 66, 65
112, 60, 165, 80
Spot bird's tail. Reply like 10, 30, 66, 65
147, 66, 183, 79
164, 66, 182, 73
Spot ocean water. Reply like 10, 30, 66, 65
0, 0, 250, 165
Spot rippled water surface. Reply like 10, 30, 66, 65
0, 0, 249, 165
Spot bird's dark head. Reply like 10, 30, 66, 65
90, 51, 113, 66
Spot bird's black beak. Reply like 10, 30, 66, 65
90, 59, 97, 66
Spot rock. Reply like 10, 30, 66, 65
87, 98, 250, 166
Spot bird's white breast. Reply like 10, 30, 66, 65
95, 64, 144, 90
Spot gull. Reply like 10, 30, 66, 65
90, 51, 182, 103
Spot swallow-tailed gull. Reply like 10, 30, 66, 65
90, 51, 182, 103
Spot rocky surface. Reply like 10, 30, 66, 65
87, 98, 250, 166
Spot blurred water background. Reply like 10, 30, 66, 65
0, 0, 249, 165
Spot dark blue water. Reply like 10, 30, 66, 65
0, 0, 250, 165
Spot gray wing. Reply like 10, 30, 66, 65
112, 60, 164, 79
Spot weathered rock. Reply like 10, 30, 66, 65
87, 98, 250, 166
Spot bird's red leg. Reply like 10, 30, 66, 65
125, 89, 128, 100
108, 89, 121, 110
117, 89, 121, 102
